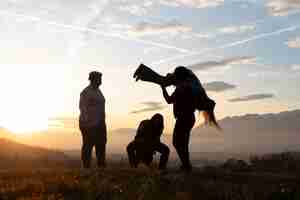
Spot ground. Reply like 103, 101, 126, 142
0, 165, 299, 200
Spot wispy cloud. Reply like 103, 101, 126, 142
286, 37, 300, 48
228, 93, 275, 102
160, 0, 224, 8
203, 81, 237, 92
219, 25, 256, 34
128, 20, 192, 36
291, 64, 300, 70
130, 101, 165, 114
266, 0, 300, 16
152, 25, 300, 65
0, 10, 195, 54
189, 56, 256, 71
118, 1, 154, 16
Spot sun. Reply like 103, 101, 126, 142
0, 95, 50, 134
0, 64, 66, 135
1, 115, 49, 134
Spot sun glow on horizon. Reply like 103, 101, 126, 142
0, 64, 68, 134
1, 115, 49, 134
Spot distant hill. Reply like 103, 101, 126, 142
191, 109, 300, 154
1, 109, 299, 158
0, 138, 68, 160
0, 138, 70, 169
109, 109, 300, 156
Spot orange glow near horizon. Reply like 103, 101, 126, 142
0, 64, 68, 134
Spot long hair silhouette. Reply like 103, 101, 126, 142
174, 66, 221, 130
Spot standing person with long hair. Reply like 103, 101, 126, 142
161, 66, 220, 172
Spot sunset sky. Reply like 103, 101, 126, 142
0, 0, 300, 147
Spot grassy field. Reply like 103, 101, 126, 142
0, 165, 300, 200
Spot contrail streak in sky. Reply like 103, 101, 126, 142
151, 25, 300, 66
0, 10, 195, 54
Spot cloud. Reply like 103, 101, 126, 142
266, 0, 300, 16
128, 20, 192, 36
203, 81, 237, 92
119, 5, 147, 16
189, 56, 256, 71
228, 93, 275, 102
48, 117, 78, 129
192, 32, 214, 39
0, 10, 195, 54
219, 25, 256, 34
286, 37, 300, 48
291, 64, 300, 70
160, 0, 224, 8
152, 25, 300, 65
131, 101, 165, 114
114, 0, 156, 16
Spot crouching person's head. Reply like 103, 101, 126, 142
150, 113, 164, 132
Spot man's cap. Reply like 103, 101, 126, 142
89, 71, 102, 81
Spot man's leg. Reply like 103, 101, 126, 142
95, 123, 107, 168
127, 141, 138, 168
80, 127, 94, 168
154, 142, 170, 170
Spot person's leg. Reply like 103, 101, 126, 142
173, 116, 195, 170
127, 141, 138, 168
135, 141, 147, 167
173, 120, 185, 166
143, 152, 154, 167
94, 122, 107, 168
180, 116, 195, 170
80, 126, 94, 168
154, 142, 170, 170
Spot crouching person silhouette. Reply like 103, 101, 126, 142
79, 71, 107, 169
127, 113, 170, 170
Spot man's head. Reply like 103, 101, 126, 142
151, 113, 164, 130
89, 71, 102, 88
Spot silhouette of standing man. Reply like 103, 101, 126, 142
79, 71, 106, 168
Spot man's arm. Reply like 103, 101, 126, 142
161, 86, 174, 104
79, 92, 87, 114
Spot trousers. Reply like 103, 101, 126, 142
173, 114, 195, 169
79, 122, 107, 168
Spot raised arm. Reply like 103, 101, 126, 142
161, 86, 174, 104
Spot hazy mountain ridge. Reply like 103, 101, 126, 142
110, 109, 300, 154
0, 109, 299, 155
218, 109, 300, 132
192, 109, 300, 153
0, 138, 69, 168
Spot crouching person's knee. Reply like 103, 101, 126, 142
127, 142, 137, 168
159, 144, 170, 170
127, 142, 134, 154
